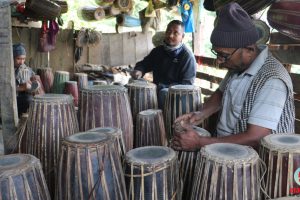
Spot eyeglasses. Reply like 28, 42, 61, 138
211, 48, 239, 62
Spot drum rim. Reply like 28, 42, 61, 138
201, 143, 259, 165
63, 131, 113, 144
260, 133, 300, 152
169, 84, 201, 91
126, 82, 156, 89
138, 109, 162, 116
88, 127, 122, 137
0, 154, 40, 177
34, 94, 73, 102
80, 84, 127, 92
193, 126, 211, 137
125, 146, 176, 165
55, 71, 70, 74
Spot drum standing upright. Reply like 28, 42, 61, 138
79, 85, 133, 150
164, 85, 202, 139
175, 126, 211, 200
126, 81, 158, 122
74, 72, 88, 91
64, 81, 79, 107
25, 94, 79, 198
52, 71, 70, 94
135, 109, 167, 147
259, 134, 300, 198
191, 143, 262, 200
0, 154, 51, 200
56, 131, 127, 200
37, 67, 54, 93
88, 127, 126, 162
124, 146, 182, 200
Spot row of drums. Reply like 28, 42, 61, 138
3, 132, 300, 199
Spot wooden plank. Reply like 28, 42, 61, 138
0, 6, 18, 153
135, 32, 149, 63
100, 34, 110, 65
109, 33, 123, 66
123, 32, 136, 66
291, 73, 300, 94
295, 119, 300, 134
196, 71, 223, 84
295, 99, 300, 119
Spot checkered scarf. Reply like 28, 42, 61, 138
233, 53, 295, 134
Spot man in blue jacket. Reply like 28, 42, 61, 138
131, 20, 197, 109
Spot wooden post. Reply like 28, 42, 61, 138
0, 2, 19, 154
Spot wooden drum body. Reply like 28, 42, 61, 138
74, 72, 88, 91
164, 85, 202, 139
26, 94, 79, 197
0, 154, 51, 200
89, 127, 126, 162
126, 81, 158, 122
52, 71, 70, 94
79, 85, 133, 150
260, 134, 300, 198
64, 81, 79, 107
37, 67, 54, 93
192, 143, 261, 200
124, 146, 182, 200
177, 126, 210, 200
267, 1, 300, 40
56, 131, 127, 200
135, 109, 167, 147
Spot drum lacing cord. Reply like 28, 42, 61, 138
5, 116, 28, 154
259, 158, 271, 199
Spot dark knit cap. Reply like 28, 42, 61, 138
13, 43, 26, 57
210, 2, 259, 48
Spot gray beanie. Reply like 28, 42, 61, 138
13, 43, 26, 57
210, 2, 259, 48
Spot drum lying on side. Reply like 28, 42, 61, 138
124, 146, 182, 200
88, 127, 126, 162
0, 154, 51, 200
25, 94, 79, 198
259, 134, 300, 198
56, 131, 127, 200
135, 109, 167, 148
267, 1, 300, 40
191, 143, 261, 200
79, 85, 133, 150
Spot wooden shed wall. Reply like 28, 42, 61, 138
11, 27, 153, 73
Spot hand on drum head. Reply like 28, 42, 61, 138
174, 111, 205, 126
172, 125, 208, 151
130, 70, 143, 79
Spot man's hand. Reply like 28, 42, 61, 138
174, 111, 206, 126
130, 70, 143, 79
171, 128, 204, 151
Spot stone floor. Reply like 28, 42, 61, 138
0, 125, 4, 155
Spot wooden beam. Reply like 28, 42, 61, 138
0, 4, 18, 154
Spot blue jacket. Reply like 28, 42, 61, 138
135, 44, 196, 89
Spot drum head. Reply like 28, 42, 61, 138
139, 109, 161, 116
202, 143, 258, 164
253, 19, 270, 44
88, 127, 122, 137
34, 93, 72, 102
56, 71, 69, 75
261, 134, 300, 151
127, 81, 156, 89
193, 126, 211, 137
0, 154, 38, 176
170, 85, 200, 91
82, 85, 127, 92
126, 146, 176, 165
65, 131, 110, 144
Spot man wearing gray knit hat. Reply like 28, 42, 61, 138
172, 2, 295, 151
